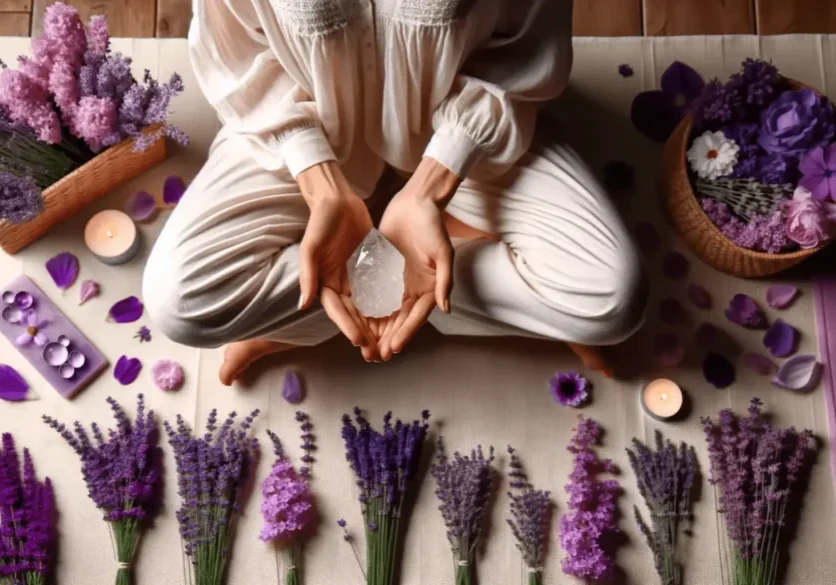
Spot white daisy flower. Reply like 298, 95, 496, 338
687, 130, 740, 180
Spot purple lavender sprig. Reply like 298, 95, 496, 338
164, 408, 259, 585
506, 447, 552, 585
701, 398, 814, 585
0, 434, 55, 585
627, 431, 699, 585
431, 438, 495, 585
559, 418, 620, 583
340, 408, 430, 585
43, 394, 158, 585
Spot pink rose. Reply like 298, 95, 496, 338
785, 187, 836, 249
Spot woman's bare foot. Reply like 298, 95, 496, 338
567, 342, 613, 378
219, 339, 294, 386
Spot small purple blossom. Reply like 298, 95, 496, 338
0, 172, 43, 224
548, 371, 590, 408
134, 325, 151, 343
799, 143, 836, 201
618, 64, 634, 78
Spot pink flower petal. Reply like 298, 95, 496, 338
151, 359, 184, 391
765, 285, 799, 309
742, 352, 776, 375
124, 191, 157, 221
687, 283, 711, 309
78, 280, 100, 305
772, 354, 821, 392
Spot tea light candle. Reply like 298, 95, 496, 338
84, 210, 140, 265
641, 378, 684, 420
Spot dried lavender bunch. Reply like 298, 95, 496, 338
0, 434, 55, 585
165, 409, 260, 585
627, 430, 699, 585
431, 438, 496, 585
701, 398, 814, 585
506, 446, 552, 585
340, 408, 430, 585
43, 394, 158, 585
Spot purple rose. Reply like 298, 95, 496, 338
785, 187, 836, 248
758, 88, 835, 156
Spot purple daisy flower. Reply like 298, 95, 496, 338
549, 371, 590, 407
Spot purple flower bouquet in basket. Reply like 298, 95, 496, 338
165, 408, 260, 585
0, 434, 55, 585
43, 394, 159, 585
701, 398, 815, 585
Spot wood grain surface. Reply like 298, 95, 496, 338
573, 0, 642, 36
756, 0, 836, 34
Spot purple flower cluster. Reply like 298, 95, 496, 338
697, 59, 780, 126
559, 418, 620, 583
701, 198, 796, 253
0, 434, 55, 585
506, 447, 552, 585
701, 398, 814, 575
0, 171, 42, 223
627, 431, 698, 585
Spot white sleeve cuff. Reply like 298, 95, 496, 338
423, 124, 483, 179
278, 127, 337, 178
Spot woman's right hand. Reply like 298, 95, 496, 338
296, 162, 379, 360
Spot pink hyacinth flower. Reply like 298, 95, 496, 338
16, 311, 49, 347
73, 96, 119, 152
41, 2, 87, 69
86, 15, 110, 57
0, 69, 62, 143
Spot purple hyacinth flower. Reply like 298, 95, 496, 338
631, 61, 705, 142
549, 371, 590, 408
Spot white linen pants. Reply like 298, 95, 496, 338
143, 129, 647, 349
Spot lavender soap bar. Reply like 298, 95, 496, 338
1, 275, 107, 398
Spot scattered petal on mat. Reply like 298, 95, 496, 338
618, 64, 634, 78
703, 352, 736, 389
772, 354, 821, 392
114, 355, 142, 385
45, 252, 79, 291
603, 161, 635, 192
634, 221, 661, 255
694, 322, 718, 345
660, 297, 687, 325
151, 359, 184, 391
124, 191, 157, 221
662, 251, 689, 279
78, 280, 100, 305
0, 364, 32, 402
763, 319, 799, 358
742, 352, 777, 375
687, 283, 712, 309
766, 285, 799, 309
108, 296, 144, 323
282, 370, 304, 404
652, 333, 685, 367
163, 175, 186, 205
725, 294, 767, 329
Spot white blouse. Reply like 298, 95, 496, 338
188, 0, 573, 184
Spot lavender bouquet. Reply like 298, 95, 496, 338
701, 398, 814, 585
506, 447, 552, 585
340, 408, 430, 585
260, 412, 317, 585
559, 417, 620, 583
43, 394, 159, 585
627, 430, 698, 585
431, 438, 495, 585
165, 409, 260, 585
0, 434, 55, 585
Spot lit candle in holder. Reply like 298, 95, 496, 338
641, 378, 684, 421
84, 210, 140, 265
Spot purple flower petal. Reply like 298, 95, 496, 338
687, 283, 711, 309
662, 251, 689, 279
124, 191, 157, 221
762, 319, 799, 358
725, 294, 767, 329
765, 285, 799, 309
772, 354, 821, 392
742, 352, 776, 375
114, 355, 142, 385
703, 352, 736, 389
163, 175, 186, 205
659, 297, 687, 325
281, 370, 304, 403
634, 221, 661, 255
660, 61, 705, 103
78, 280, 100, 305
631, 90, 682, 142
618, 64, 634, 78
0, 364, 31, 402
652, 333, 685, 367
45, 252, 79, 290
108, 296, 144, 323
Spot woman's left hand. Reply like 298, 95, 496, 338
377, 157, 462, 359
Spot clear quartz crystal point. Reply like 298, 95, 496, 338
347, 228, 405, 318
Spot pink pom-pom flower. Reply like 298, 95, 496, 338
150, 359, 184, 391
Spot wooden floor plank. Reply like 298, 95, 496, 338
573, 0, 642, 36
756, 0, 836, 34
156, 0, 190, 38
0, 11, 29, 35
0, 0, 30, 12
31, 0, 156, 37
644, 0, 755, 35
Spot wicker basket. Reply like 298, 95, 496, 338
660, 79, 825, 278
0, 124, 167, 254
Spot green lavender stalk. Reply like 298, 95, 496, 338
111, 507, 141, 585
192, 507, 232, 585
284, 545, 300, 585
454, 543, 473, 585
